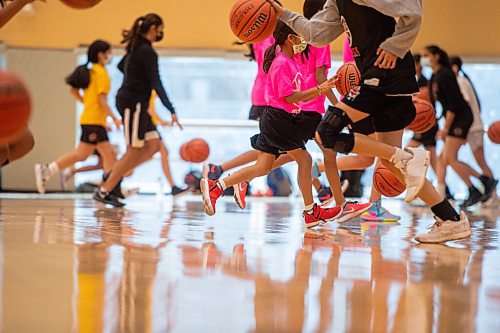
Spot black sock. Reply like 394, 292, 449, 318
468, 185, 479, 193
479, 175, 492, 184
1, 159, 9, 167
431, 200, 460, 221
102, 171, 111, 182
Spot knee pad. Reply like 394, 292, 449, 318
317, 107, 355, 154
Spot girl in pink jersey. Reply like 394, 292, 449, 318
200, 22, 341, 228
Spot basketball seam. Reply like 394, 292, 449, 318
374, 171, 405, 194
246, 5, 274, 43
237, 1, 268, 38
230, 0, 253, 24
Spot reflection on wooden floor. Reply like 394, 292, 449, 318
0, 194, 499, 333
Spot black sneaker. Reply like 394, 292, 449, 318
462, 186, 483, 207
203, 163, 224, 180
317, 186, 333, 204
445, 185, 455, 201
93, 190, 125, 207
480, 176, 497, 202
171, 186, 190, 196
102, 172, 125, 199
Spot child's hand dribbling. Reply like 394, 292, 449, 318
171, 114, 183, 130
318, 76, 338, 92
266, 0, 285, 17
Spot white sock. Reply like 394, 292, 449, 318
304, 203, 315, 212
218, 179, 227, 190
389, 147, 412, 164
48, 162, 60, 177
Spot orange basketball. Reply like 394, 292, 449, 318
0, 70, 31, 145
407, 97, 436, 133
487, 121, 500, 144
181, 139, 210, 163
414, 86, 431, 102
373, 164, 406, 197
59, 0, 101, 9
335, 61, 361, 96
229, 0, 277, 43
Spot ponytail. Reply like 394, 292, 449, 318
450, 56, 481, 111
263, 42, 278, 74
65, 39, 111, 89
233, 41, 256, 61
121, 13, 163, 53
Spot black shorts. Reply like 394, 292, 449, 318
249, 105, 266, 121
251, 107, 306, 157
342, 86, 416, 132
116, 99, 159, 148
80, 125, 109, 144
298, 111, 322, 142
350, 116, 375, 136
412, 123, 439, 147
448, 111, 473, 139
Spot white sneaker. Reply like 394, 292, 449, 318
34, 164, 49, 194
415, 211, 471, 243
394, 148, 430, 203
59, 168, 73, 191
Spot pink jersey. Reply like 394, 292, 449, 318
267, 52, 303, 114
251, 36, 275, 106
343, 35, 355, 63
300, 45, 331, 114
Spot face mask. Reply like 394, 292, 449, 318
155, 31, 164, 42
292, 37, 307, 54
420, 56, 431, 67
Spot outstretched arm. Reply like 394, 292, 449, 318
0, 0, 45, 29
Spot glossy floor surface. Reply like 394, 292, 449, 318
0, 194, 499, 333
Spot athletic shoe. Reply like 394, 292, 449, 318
171, 185, 190, 196
341, 179, 349, 194
303, 204, 343, 228
34, 164, 50, 194
110, 179, 125, 200
233, 181, 249, 209
361, 199, 400, 222
59, 168, 73, 191
200, 178, 224, 216
480, 176, 497, 202
317, 186, 333, 204
415, 211, 471, 243
394, 148, 430, 203
461, 186, 483, 208
445, 185, 455, 201
203, 163, 223, 180
337, 201, 372, 223
482, 189, 498, 208
93, 189, 125, 207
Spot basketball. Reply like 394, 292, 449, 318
373, 164, 406, 197
407, 97, 436, 134
229, 0, 277, 43
59, 0, 101, 9
180, 139, 210, 163
414, 86, 431, 102
487, 121, 500, 144
0, 70, 31, 145
335, 61, 361, 96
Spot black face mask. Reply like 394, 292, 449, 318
155, 31, 164, 42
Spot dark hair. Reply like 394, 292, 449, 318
65, 40, 111, 89
450, 56, 481, 111
425, 45, 450, 69
263, 22, 309, 74
234, 41, 256, 61
121, 13, 163, 53
413, 53, 421, 63
0, 0, 6, 8
303, 0, 327, 19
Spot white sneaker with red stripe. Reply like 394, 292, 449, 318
337, 201, 372, 223
233, 181, 249, 209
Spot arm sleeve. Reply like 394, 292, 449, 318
142, 48, 176, 114
438, 72, 464, 114
314, 46, 332, 69
273, 66, 297, 98
280, 1, 344, 47
95, 71, 111, 95
457, 77, 474, 105
354, 0, 422, 58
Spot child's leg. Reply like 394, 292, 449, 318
221, 150, 260, 172
3, 129, 34, 165
442, 137, 479, 187
159, 142, 175, 188
95, 141, 117, 173
472, 146, 494, 177
287, 149, 313, 206
220, 152, 276, 188
52, 143, 95, 175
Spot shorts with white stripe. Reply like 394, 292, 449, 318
118, 100, 159, 148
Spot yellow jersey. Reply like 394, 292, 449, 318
80, 64, 111, 126
149, 91, 160, 126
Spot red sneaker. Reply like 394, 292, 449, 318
303, 204, 343, 228
233, 181, 248, 209
200, 178, 224, 216
337, 201, 372, 223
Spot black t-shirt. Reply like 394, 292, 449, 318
336, 0, 418, 95
417, 75, 428, 88
430, 67, 471, 116
117, 37, 175, 113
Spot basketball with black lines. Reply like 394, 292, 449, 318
407, 97, 436, 134
373, 164, 406, 197
0, 70, 31, 145
59, 0, 102, 9
180, 139, 210, 163
335, 61, 361, 96
229, 0, 277, 43
487, 121, 500, 144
